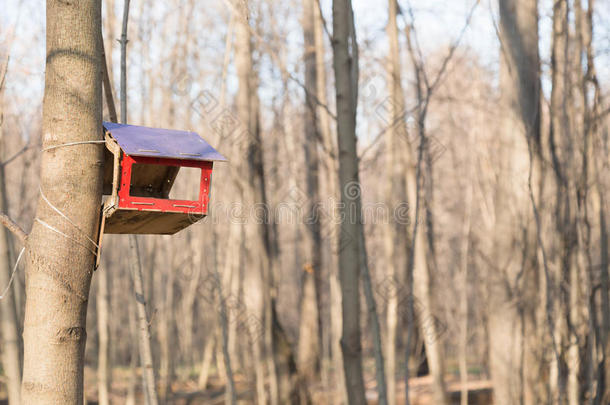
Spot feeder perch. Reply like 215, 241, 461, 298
100, 121, 226, 235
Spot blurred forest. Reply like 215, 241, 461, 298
0, 0, 609, 404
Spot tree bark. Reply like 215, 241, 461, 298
234, 3, 268, 404
491, 1, 543, 404
97, 30, 114, 405
21, 1, 103, 402
313, 3, 346, 402
298, 0, 322, 395
403, 22, 449, 405
117, 1, 159, 402
129, 235, 159, 405
0, 181, 21, 405
125, 290, 138, 405
384, 1, 410, 403
458, 146, 473, 405
159, 255, 175, 401
0, 75, 22, 405
234, 2, 301, 404
331, 1, 367, 403
96, 265, 111, 405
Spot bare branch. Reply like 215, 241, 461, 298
0, 55, 9, 93
400, 0, 480, 96
427, 0, 480, 94
1, 142, 31, 167
315, 0, 333, 45
0, 213, 27, 245
221, 0, 337, 121
101, 40, 118, 123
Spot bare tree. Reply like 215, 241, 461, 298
297, 0, 322, 396
20, 0, 104, 402
490, 1, 543, 404
118, 1, 159, 402
330, 0, 368, 403
383, 1, 410, 403
234, 1, 301, 403
0, 56, 22, 405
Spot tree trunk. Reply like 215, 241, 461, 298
297, 269, 319, 385
458, 148, 473, 405
491, 1, 543, 404
21, 1, 103, 402
96, 265, 111, 405
312, 3, 346, 402
298, 0, 322, 394
125, 291, 138, 405
234, 2, 301, 403
117, 0, 159, 402
403, 24, 449, 405
234, 3, 268, 404
331, 1, 367, 403
197, 333, 214, 390
0, 119, 22, 404
129, 235, 159, 405
384, 1, 410, 403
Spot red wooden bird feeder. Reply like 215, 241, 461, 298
100, 121, 226, 235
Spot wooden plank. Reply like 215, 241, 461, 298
104, 209, 205, 234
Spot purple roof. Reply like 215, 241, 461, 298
103, 122, 227, 162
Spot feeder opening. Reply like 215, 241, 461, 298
168, 166, 202, 201
129, 163, 180, 198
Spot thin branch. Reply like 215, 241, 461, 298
101, 37, 118, 123
1, 142, 31, 167
426, 0, 479, 94
0, 55, 9, 93
358, 104, 418, 162
220, 0, 337, 121
288, 74, 337, 121
0, 213, 27, 244
400, 0, 480, 96
526, 139, 563, 401
403, 2, 430, 89
119, 0, 131, 124
315, 0, 333, 45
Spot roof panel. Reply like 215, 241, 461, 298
103, 122, 227, 162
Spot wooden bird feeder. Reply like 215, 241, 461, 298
100, 121, 226, 235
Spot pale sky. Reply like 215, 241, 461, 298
1, 0, 609, 142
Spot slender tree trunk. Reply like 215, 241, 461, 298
96, 265, 111, 405
581, 1, 610, 400
118, 1, 159, 402
103, 0, 115, 93
384, 1, 410, 402
198, 333, 215, 389
312, 3, 346, 403
211, 236, 237, 405
359, 229, 388, 405
297, 269, 318, 400
0, 99, 22, 404
97, 32, 114, 405
0, 180, 21, 405
491, 1, 543, 404
458, 153, 473, 405
126, 293, 138, 405
331, 1, 367, 403
159, 258, 175, 401
129, 236, 159, 405
298, 0, 322, 395
234, 2, 301, 403
403, 24, 449, 405
234, 3, 271, 404
21, 1, 103, 402
217, 222, 239, 398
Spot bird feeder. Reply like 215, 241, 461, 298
100, 121, 226, 236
